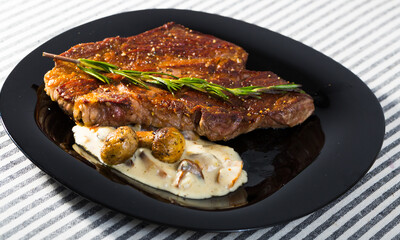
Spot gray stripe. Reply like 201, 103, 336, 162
266, 0, 315, 29
0, 139, 11, 149
212, 233, 229, 240
331, 15, 400, 62
377, 73, 400, 103
304, 166, 400, 239
25, 198, 90, 239
276, 207, 329, 239
0, 163, 36, 187
43, 205, 103, 240
2, 189, 75, 240
280, 147, 400, 239
234, 230, 257, 240
275, 1, 329, 33
0, 183, 62, 229
319, 2, 400, 53
162, 229, 187, 240
360, 198, 400, 239
223, 1, 264, 20
0, 131, 6, 138
382, 99, 399, 113
217, 0, 247, 14
326, 181, 400, 239
384, 122, 400, 141
361, 51, 400, 84
115, 221, 149, 240
239, 0, 281, 23
0, 0, 116, 57
0, 171, 45, 200
251, 0, 300, 25
0, 147, 21, 160
257, 224, 288, 239
0, 0, 78, 51
299, 0, 376, 43
378, 136, 400, 160
139, 225, 168, 240
385, 109, 400, 126
174, 0, 212, 10
188, 232, 207, 240
0, 0, 61, 32
68, 210, 118, 239
288, 1, 351, 37
91, 216, 133, 240
0, 155, 25, 173
161, 0, 189, 9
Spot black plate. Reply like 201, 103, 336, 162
0, 9, 385, 231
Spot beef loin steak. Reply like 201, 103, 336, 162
44, 22, 314, 141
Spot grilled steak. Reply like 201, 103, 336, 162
44, 22, 314, 141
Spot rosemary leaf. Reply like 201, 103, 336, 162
43, 53, 305, 100
78, 66, 111, 84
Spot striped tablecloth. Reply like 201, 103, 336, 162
1, 0, 399, 239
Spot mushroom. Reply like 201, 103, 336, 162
100, 126, 138, 165
100, 126, 185, 165
137, 127, 186, 163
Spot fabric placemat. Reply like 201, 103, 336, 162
1, 0, 399, 239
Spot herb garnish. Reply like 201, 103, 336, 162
43, 52, 303, 100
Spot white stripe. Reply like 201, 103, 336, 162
383, 105, 400, 126
217, 0, 258, 17
380, 212, 400, 239
256, 0, 314, 30
126, 223, 158, 240
35, 200, 93, 239
0, 0, 49, 25
268, 217, 306, 239
83, 213, 125, 239
0, 134, 11, 144
0, 150, 24, 168
363, 202, 400, 239
54, 208, 109, 239
242, 0, 289, 25
46, 203, 101, 240
175, 231, 197, 240
316, 165, 400, 239
0, 166, 44, 199
11, 195, 82, 239
272, 1, 332, 33
222, 232, 243, 240
0, 158, 33, 183
0, 180, 59, 232
0, 168, 46, 208
293, 0, 368, 43
155, 227, 178, 240
317, 0, 398, 53
102, 218, 141, 239
0, 1, 117, 62
330, 11, 400, 63
338, 181, 400, 239
0, 0, 64, 35
284, 0, 349, 38
0, 143, 17, 156
303, 0, 385, 47
292, 146, 400, 239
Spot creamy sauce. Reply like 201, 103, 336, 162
72, 125, 247, 199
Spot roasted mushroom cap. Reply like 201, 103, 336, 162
100, 126, 138, 165
151, 127, 186, 163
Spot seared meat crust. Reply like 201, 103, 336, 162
44, 22, 314, 141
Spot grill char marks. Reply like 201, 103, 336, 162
44, 22, 314, 141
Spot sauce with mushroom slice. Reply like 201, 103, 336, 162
72, 125, 247, 199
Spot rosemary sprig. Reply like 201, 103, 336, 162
43, 52, 303, 100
